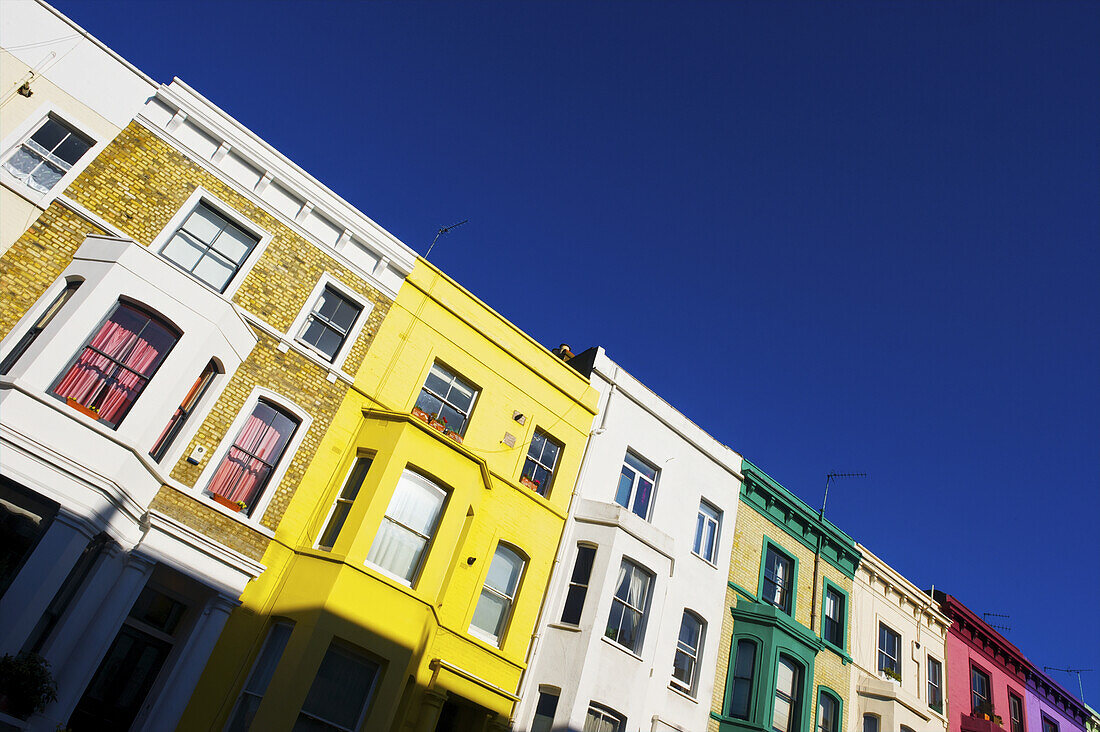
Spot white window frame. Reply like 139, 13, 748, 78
468, 543, 525, 646
671, 610, 705, 696
928, 654, 945, 713
0, 104, 105, 207
877, 622, 901, 680
605, 557, 653, 655
193, 386, 311, 525
585, 703, 625, 732
560, 542, 597, 626
413, 361, 479, 436
615, 450, 659, 521
286, 273, 372, 372
149, 187, 273, 299
364, 469, 447, 587
692, 499, 721, 565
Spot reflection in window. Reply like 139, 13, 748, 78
414, 363, 478, 436
470, 545, 525, 645
729, 639, 756, 720
206, 400, 300, 516
161, 202, 259, 292
615, 451, 657, 520
773, 656, 801, 732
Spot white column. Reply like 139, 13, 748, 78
38, 551, 155, 729
135, 593, 238, 732
0, 510, 95, 656
38, 542, 127, 663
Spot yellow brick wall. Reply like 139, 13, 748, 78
0, 121, 396, 557
0, 204, 105, 339
708, 499, 855, 730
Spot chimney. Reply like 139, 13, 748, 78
552, 343, 574, 362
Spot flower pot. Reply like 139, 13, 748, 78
66, 397, 100, 420
520, 476, 540, 491
429, 420, 446, 432
210, 493, 243, 512
445, 431, 463, 444
411, 407, 430, 423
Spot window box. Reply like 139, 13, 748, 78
66, 397, 101, 420
411, 407, 431, 423
520, 475, 541, 492
210, 492, 246, 513
881, 667, 901, 683
429, 417, 446, 432
444, 430, 463, 444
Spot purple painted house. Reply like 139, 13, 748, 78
1023, 665, 1091, 732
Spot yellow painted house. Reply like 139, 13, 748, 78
180, 259, 600, 732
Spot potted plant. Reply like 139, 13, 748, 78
973, 700, 997, 721
882, 666, 901, 683
66, 397, 100, 420
0, 652, 57, 719
210, 493, 243, 512
444, 429, 463, 444
520, 474, 540, 492
411, 406, 431, 423
429, 415, 447, 432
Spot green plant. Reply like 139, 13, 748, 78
0, 652, 58, 719
882, 666, 901, 682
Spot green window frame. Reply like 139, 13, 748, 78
757, 536, 799, 616
819, 578, 848, 653
816, 686, 843, 732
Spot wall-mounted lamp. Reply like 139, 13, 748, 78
17, 82, 33, 98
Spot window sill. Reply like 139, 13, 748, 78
600, 634, 644, 661
691, 550, 720, 569
547, 622, 583, 633
667, 682, 699, 703
820, 638, 852, 665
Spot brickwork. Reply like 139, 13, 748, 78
708, 498, 855, 729
64, 121, 392, 375
0, 204, 105, 339
1, 119, 395, 560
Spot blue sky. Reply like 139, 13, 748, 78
55, 0, 1099, 704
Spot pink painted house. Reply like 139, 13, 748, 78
935, 592, 1031, 732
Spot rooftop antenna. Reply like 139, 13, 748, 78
982, 612, 1011, 634
424, 219, 468, 258
1044, 667, 1093, 704
810, 471, 866, 631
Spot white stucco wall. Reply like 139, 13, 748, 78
849, 542, 952, 732
515, 348, 744, 732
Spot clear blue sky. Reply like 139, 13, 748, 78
55, 0, 1099, 704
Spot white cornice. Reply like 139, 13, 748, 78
140, 81, 416, 289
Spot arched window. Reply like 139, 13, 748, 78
862, 713, 880, 732
366, 470, 447, 584
205, 399, 300, 516
817, 690, 841, 732
728, 639, 757, 720
469, 543, 525, 645
773, 655, 801, 732
53, 300, 179, 428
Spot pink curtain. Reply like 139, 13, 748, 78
54, 315, 168, 426
207, 412, 287, 507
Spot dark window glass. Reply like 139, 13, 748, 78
521, 430, 561, 496
0, 477, 58, 599
414, 363, 477, 436
729, 639, 756, 719
928, 657, 944, 712
226, 622, 294, 732
1009, 693, 1025, 732
614, 451, 657, 520
2, 117, 92, 192
672, 611, 703, 694
823, 586, 844, 647
52, 302, 179, 428
299, 286, 362, 361
25, 533, 109, 653
0, 281, 80, 375
970, 666, 991, 714
773, 656, 800, 732
318, 457, 373, 550
878, 624, 901, 678
560, 544, 596, 624
817, 692, 838, 732
532, 690, 559, 732
1042, 716, 1059, 732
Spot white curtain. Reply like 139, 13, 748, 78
366, 471, 444, 581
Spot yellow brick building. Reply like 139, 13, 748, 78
708, 460, 861, 732
0, 63, 416, 729
178, 259, 599, 731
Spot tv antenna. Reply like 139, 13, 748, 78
820, 472, 867, 518
1043, 667, 1093, 703
810, 471, 866, 632
981, 612, 1011, 633
425, 219, 468, 258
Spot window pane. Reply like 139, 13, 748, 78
214, 223, 257, 264
296, 645, 378, 731
485, 546, 523, 595
561, 585, 587, 625
470, 589, 509, 639
386, 475, 445, 535
227, 623, 293, 732
367, 520, 429, 581
571, 546, 596, 583
532, 691, 559, 732
161, 232, 206, 271
192, 251, 236, 291
183, 204, 225, 244
54, 133, 91, 166
614, 468, 634, 508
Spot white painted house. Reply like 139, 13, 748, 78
849, 542, 952, 732
513, 347, 743, 732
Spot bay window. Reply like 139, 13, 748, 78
365, 470, 446, 584
604, 558, 652, 654
52, 301, 179, 428
469, 544, 525, 645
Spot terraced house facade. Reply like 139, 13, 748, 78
178, 261, 598, 731
708, 460, 861, 732
0, 3, 415, 728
